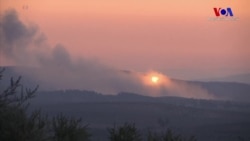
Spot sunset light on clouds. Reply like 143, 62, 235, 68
0, 0, 250, 80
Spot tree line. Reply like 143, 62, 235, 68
0, 69, 197, 141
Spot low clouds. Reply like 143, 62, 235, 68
0, 9, 215, 100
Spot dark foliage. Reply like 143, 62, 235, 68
147, 129, 197, 141
108, 123, 142, 141
0, 69, 91, 141
52, 114, 91, 141
0, 69, 199, 141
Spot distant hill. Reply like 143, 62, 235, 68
200, 73, 250, 84
188, 80, 250, 102
31, 90, 250, 112
1, 66, 250, 102
28, 90, 250, 141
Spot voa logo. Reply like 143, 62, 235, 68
213, 7, 234, 17
209, 7, 238, 21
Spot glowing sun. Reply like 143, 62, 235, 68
151, 76, 159, 84
142, 71, 170, 87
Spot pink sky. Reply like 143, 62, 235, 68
1, 0, 250, 79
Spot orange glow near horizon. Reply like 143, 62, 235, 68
142, 71, 171, 87
151, 76, 159, 84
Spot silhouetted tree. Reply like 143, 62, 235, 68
0, 69, 91, 141
147, 129, 196, 141
108, 123, 142, 141
0, 69, 48, 141
1, 69, 198, 141
52, 114, 91, 141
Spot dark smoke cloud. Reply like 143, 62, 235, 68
0, 9, 216, 99
1, 10, 36, 44
0, 9, 144, 94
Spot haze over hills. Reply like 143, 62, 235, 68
1, 10, 249, 102
199, 73, 250, 85
1, 66, 250, 103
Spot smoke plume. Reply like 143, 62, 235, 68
0, 9, 215, 99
